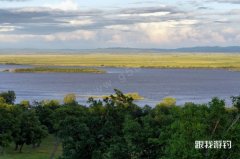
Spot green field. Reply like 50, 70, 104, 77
0, 135, 62, 159
0, 53, 240, 70
7, 67, 106, 73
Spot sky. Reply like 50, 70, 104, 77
0, 0, 240, 49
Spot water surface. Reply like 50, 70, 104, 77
0, 65, 240, 106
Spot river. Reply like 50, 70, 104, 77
0, 64, 240, 106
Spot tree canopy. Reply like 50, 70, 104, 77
0, 90, 239, 158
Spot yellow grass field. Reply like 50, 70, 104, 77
0, 53, 240, 70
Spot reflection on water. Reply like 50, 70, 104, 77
0, 65, 240, 106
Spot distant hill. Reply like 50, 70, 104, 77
98, 46, 240, 53
0, 46, 240, 54
170, 46, 240, 53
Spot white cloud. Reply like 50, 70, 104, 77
44, 30, 96, 41
0, 25, 16, 32
118, 11, 170, 17
0, 34, 36, 42
136, 22, 228, 44
103, 19, 239, 46
0, 30, 95, 42
213, 0, 240, 4
44, 0, 78, 11
105, 25, 131, 31
68, 19, 94, 26
105, 20, 199, 43
108, 34, 123, 43
14, 7, 52, 12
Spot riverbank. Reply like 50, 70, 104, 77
3, 67, 106, 73
0, 53, 240, 70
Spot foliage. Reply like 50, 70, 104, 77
157, 97, 176, 107
231, 95, 240, 111
103, 92, 144, 100
0, 91, 16, 104
0, 90, 240, 159
0, 104, 17, 154
19, 100, 30, 109
63, 93, 77, 106
12, 110, 48, 152
0, 97, 6, 104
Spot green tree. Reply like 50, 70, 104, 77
0, 104, 17, 154
157, 97, 176, 107
163, 103, 208, 159
34, 100, 60, 133
19, 100, 30, 109
58, 116, 94, 159
231, 95, 240, 111
0, 97, 6, 104
12, 110, 48, 152
64, 93, 77, 105
0, 91, 16, 104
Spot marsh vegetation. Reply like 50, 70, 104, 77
3, 67, 106, 74
0, 53, 240, 70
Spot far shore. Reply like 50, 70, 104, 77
2, 67, 106, 74
0, 53, 240, 71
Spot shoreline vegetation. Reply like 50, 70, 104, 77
79, 92, 144, 100
0, 53, 240, 71
104, 92, 144, 100
3, 67, 106, 73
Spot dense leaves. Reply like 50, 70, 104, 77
0, 90, 239, 159
57, 91, 240, 159
0, 91, 16, 105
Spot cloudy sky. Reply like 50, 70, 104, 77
0, 0, 239, 49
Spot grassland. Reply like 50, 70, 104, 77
8, 67, 106, 73
0, 135, 62, 159
0, 53, 240, 70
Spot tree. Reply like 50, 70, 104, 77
0, 104, 17, 154
207, 97, 227, 138
0, 91, 16, 104
231, 95, 240, 111
58, 117, 94, 159
64, 93, 77, 105
19, 100, 30, 109
163, 103, 208, 159
35, 103, 55, 133
32, 125, 48, 148
157, 97, 176, 107
0, 97, 6, 104
12, 110, 48, 152
123, 116, 159, 159
1, 89, 239, 158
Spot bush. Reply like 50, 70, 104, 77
64, 93, 77, 105
157, 97, 176, 107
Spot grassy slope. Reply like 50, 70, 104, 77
0, 53, 240, 70
1, 135, 62, 159
12, 67, 106, 73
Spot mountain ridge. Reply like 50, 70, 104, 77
0, 46, 240, 54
